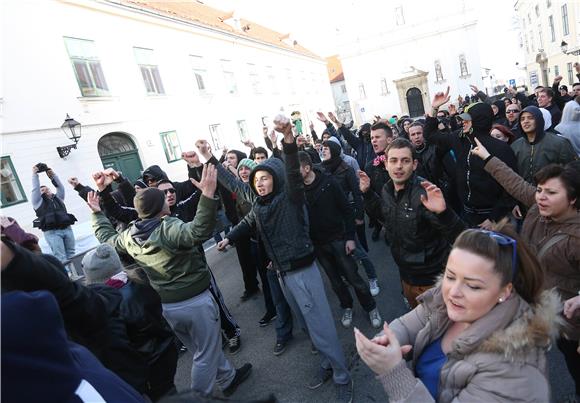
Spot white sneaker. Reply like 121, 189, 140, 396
369, 279, 380, 297
341, 308, 353, 328
369, 308, 382, 329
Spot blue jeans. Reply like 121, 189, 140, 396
353, 239, 377, 280
44, 227, 75, 262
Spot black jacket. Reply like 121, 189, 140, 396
415, 143, 441, 185
1, 241, 148, 392
511, 105, 578, 184
363, 175, 465, 285
544, 102, 562, 129
304, 167, 355, 245
425, 102, 518, 221
321, 159, 364, 221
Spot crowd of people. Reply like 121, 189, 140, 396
2, 76, 580, 403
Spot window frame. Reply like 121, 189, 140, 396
209, 124, 223, 150
380, 78, 390, 95
190, 55, 209, 94
159, 131, 182, 163
561, 4, 569, 36
358, 83, 366, 99
63, 37, 110, 97
567, 62, 574, 85
548, 15, 556, 42
237, 120, 249, 142
1, 156, 27, 207
134, 47, 166, 95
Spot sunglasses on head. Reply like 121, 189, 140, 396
479, 230, 518, 281
163, 188, 176, 195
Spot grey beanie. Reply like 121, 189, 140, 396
81, 244, 123, 284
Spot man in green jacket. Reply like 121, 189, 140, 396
88, 164, 251, 398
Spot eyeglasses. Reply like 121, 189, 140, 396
479, 230, 518, 281
163, 188, 176, 195
506, 109, 520, 113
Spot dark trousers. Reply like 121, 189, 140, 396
147, 345, 178, 402
234, 235, 259, 293
356, 222, 369, 252
252, 239, 276, 316
315, 240, 376, 312
557, 337, 580, 395
208, 268, 240, 339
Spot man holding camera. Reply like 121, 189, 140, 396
32, 163, 76, 262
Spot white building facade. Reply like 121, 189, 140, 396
514, 0, 580, 89
336, 0, 484, 124
0, 0, 334, 234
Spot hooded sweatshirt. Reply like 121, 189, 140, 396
226, 141, 315, 272
141, 165, 196, 203
424, 102, 518, 221
511, 105, 578, 183
555, 100, 580, 155
327, 136, 360, 172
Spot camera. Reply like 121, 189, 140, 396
35, 162, 50, 173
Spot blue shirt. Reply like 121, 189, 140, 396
415, 337, 447, 399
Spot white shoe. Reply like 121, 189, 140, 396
369, 279, 380, 297
341, 308, 353, 328
369, 308, 382, 329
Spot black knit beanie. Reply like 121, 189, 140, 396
133, 188, 165, 219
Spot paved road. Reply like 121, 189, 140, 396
175, 229, 575, 402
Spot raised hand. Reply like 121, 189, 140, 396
273, 114, 293, 143
68, 177, 79, 187
469, 84, 479, 94
103, 168, 120, 181
195, 140, 212, 160
190, 163, 217, 198
554, 75, 563, 84
32, 165, 39, 174
354, 322, 412, 376
448, 104, 457, 116
92, 172, 107, 192
432, 86, 450, 109
309, 121, 314, 132
316, 111, 329, 123
419, 181, 446, 214
328, 112, 341, 126
358, 170, 371, 193
86, 191, 102, 213
470, 137, 491, 160
182, 151, 201, 167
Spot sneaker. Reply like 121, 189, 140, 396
307, 367, 333, 390
228, 335, 241, 355
341, 308, 353, 328
223, 363, 253, 397
310, 342, 318, 355
369, 308, 382, 329
369, 278, 380, 297
240, 289, 259, 302
259, 312, 277, 327
336, 379, 354, 403
273, 340, 287, 356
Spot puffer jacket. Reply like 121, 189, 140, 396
379, 286, 561, 402
484, 156, 580, 339
226, 141, 315, 272
511, 106, 577, 184
92, 195, 217, 303
363, 174, 465, 285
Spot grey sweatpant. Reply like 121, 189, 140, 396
162, 289, 236, 395
278, 262, 351, 385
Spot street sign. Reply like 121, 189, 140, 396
508, 79, 516, 86
529, 71, 539, 87
360, 107, 365, 112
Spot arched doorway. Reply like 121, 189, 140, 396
98, 132, 143, 183
406, 87, 425, 118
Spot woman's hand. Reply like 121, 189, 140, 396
354, 322, 412, 376
470, 137, 491, 160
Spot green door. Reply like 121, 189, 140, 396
98, 133, 144, 183
101, 151, 143, 183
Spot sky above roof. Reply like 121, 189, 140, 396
195, 0, 524, 83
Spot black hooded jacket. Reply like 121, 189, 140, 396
425, 102, 518, 221
304, 166, 356, 244
141, 165, 196, 203
492, 100, 509, 126
511, 105, 577, 184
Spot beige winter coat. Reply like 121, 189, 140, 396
485, 156, 580, 339
378, 286, 562, 402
